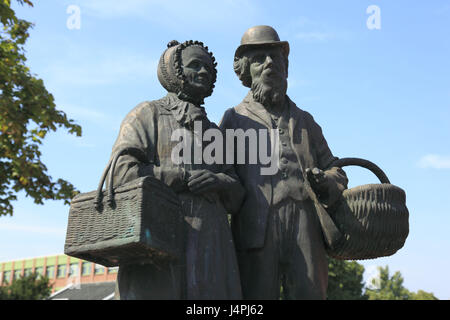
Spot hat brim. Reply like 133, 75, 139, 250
235, 41, 290, 58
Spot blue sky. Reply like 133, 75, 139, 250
1, 0, 449, 299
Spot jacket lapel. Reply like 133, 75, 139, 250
287, 96, 310, 173
288, 96, 304, 146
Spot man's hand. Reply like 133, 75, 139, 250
306, 167, 328, 196
306, 167, 345, 210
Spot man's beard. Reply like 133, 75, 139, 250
251, 74, 287, 109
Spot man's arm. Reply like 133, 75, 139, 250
305, 112, 348, 209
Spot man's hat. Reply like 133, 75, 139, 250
235, 25, 290, 58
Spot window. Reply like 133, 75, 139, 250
57, 264, 66, 278
94, 264, 104, 275
14, 270, 22, 280
68, 263, 79, 277
82, 262, 91, 276
107, 267, 118, 274
3, 271, 11, 284
35, 267, 44, 277
24, 268, 32, 277
46, 265, 55, 278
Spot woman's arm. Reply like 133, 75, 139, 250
186, 168, 245, 215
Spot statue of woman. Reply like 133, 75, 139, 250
108, 40, 244, 299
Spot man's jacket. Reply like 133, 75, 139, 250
219, 92, 347, 250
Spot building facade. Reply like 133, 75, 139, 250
0, 254, 117, 293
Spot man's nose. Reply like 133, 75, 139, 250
264, 55, 274, 68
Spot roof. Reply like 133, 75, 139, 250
0, 253, 65, 264
48, 281, 116, 300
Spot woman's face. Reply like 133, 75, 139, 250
181, 46, 214, 98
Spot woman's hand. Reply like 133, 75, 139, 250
187, 169, 224, 194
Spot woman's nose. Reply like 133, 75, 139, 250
198, 65, 208, 75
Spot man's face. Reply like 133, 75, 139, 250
181, 46, 215, 97
245, 46, 288, 107
247, 46, 287, 88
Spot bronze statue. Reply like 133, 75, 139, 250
109, 40, 244, 299
220, 25, 348, 299
64, 26, 409, 301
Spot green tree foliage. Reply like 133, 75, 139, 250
365, 266, 438, 300
327, 257, 366, 300
0, 272, 52, 300
0, 0, 81, 216
409, 290, 438, 300
365, 266, 410, 300
327, 261, 438, 300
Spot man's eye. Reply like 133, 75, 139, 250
252, 54, 265, 62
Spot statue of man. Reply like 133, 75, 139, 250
220, 25, 348, 299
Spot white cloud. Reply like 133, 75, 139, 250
80, 0, 151, 19
48, 104, 123, 148
56, 132, 96, 148
62, 104, 110, 122
79, 0, 260, 29
295, 31, 336, 42
288, 78, 309, 89
282, 15, 351, 43
0, 223, 65, 236
47, 52, 158, 87
418, 154, 450, 169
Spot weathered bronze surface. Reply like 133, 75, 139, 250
65, 26, 409, 301
107, 40, 245, 299
220, 25, 349, 299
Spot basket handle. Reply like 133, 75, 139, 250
329, 157, 390, 184
94, 147, 147, 211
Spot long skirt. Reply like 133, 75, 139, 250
115, 192, 242, 300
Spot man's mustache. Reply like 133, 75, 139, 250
261, 66, 284, 79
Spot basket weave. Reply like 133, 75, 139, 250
64, 148, 184, 267
324, 158, 409, 260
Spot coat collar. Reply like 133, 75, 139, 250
242, 91, 273, 128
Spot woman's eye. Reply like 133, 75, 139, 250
203, 64, 212, 72
188, 61, 200, 69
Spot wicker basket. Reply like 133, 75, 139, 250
325, 158, 409, 260
64, 148, 184, 267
